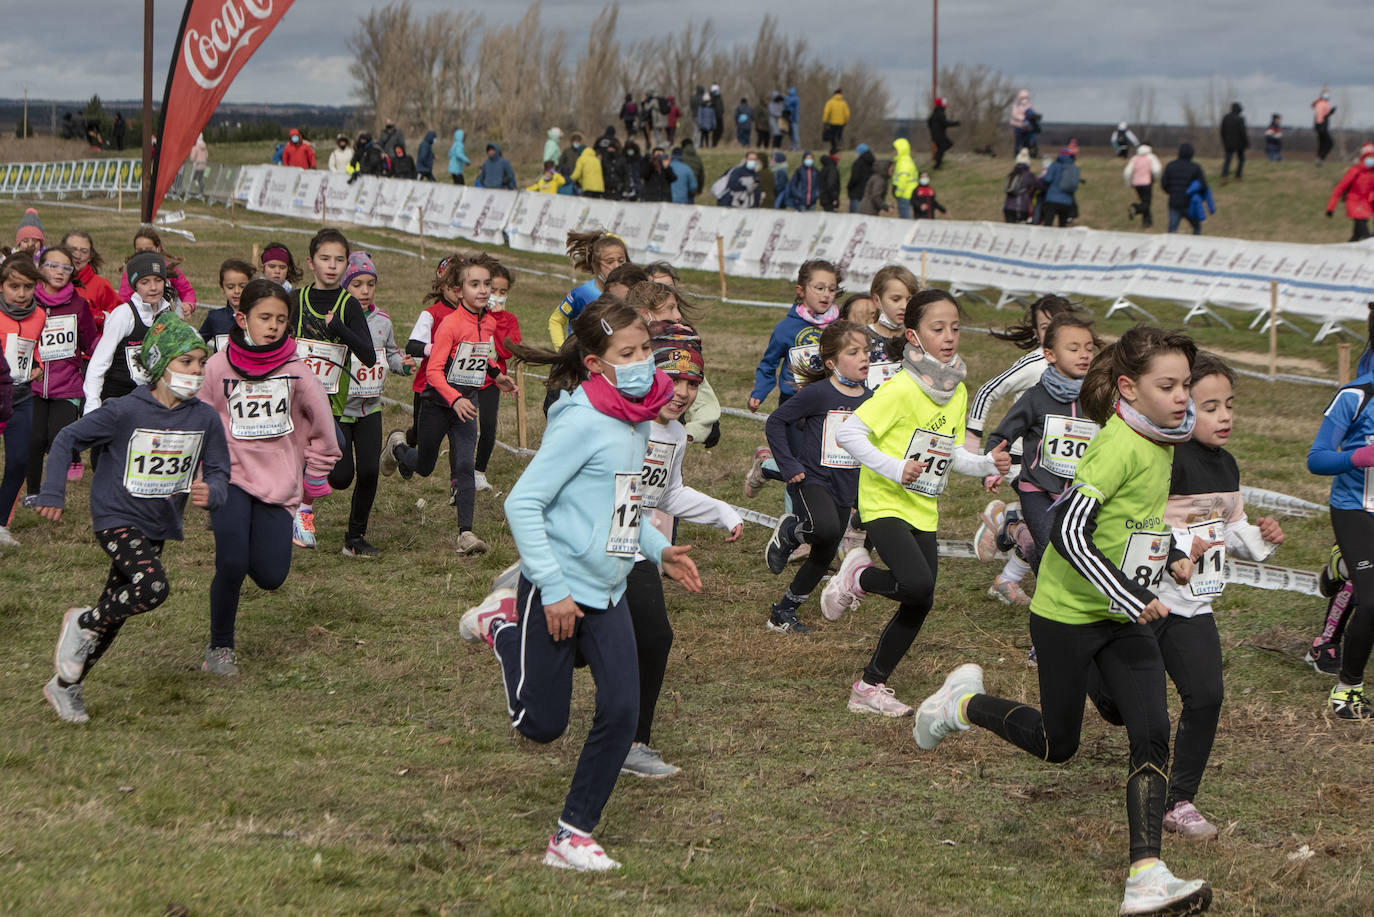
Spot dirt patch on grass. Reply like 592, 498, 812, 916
1206, 346, 1329, 375
0, 136, 115, 163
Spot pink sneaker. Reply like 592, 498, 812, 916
973, 520, 999, 563
544, 830, 621, 871
847, 680, 914, 717
988, 577, 1031, 606
744, 447, 772, 498
459, 588, 518, 647
1163, 801, 1218, 840
821, 547, 872, 621
67, 462, 83, 482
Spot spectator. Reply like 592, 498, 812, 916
622, 141, 645, 200
1039, 148, 1080, 227
1161, 143, 1207, 234
755, 97, 771, 147
695, 90, 717, 149
601, 138, 629, 200
475, 143, 516, 189
1010, 89, 1034, 154
377, 119, 404, 156
1002, 148, 1038, 223
715, 152, 763, 208
1265, 114, 1283, 162
112, 113, 127, 151
891, 138, 917, 218
1325, 143, 1374, 241
449, 129, 470, 185
735, 98, 754, 146
848, 143, 875, 212
858, 160, 893, 215
1124, 143, 1163, 229
1187, 176, 1216, 231
1110, 122, 1139, 157
542, 127, 562, 164
415, 131, 437, 181
619, 94, 638, 137
665, 96, 679, 146
642, 147, 674, 202
785, 88, 801, 151
787, 152, 820, 211
391, 144, 417, 180
329, 134, 352, 174
188, 133, 208, 196
679, 139, 705, 192
271, 143, 284, 165
347, 133, 384, 182
639, 92, 656, 148
818, 154, 840, 212
668, 148, 698, 203
281, 128, 315, 169
571, 141, 605, 197
770, 152, 790, 209
822, 89, 851, 154
526, 161, 566, 194
1313, 88, 1335, 165
913, 173, 947, 219
710, 84, 725, 147
767, 92, 786, 149
558, 133, 584, 180
927, 97, 958, 169
1220, 102, 1248, 179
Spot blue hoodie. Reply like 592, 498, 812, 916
416, 130, 437, 174
785, 88, 800, 121
475, 143, 515, 189
750, 303, 828, 402
447, 129, 469, 176
1040, 152, 1079, 206
505, 385, 670, 607
669, 150, 697, 203
787, 152, 819, 210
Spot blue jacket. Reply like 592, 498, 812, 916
475, 143, 516, 189
696, 102, 717, 132
505, 385, 670, 607
1308, 372, 1374, 512
785, 88, 800, 122
788, 156, 820, 209
1040, 153, 1079, 206
668, 154, 698, 203
750, 304, 827, 402
772, 158, 790, 209
416, 131, 436, 173
1187, 178, 1216, 224
447, 129, 469, 175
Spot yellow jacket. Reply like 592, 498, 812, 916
822, 93, 851, 126
526, 172, 567, 194
571, 147, 604, 193
892, 138, 917, 200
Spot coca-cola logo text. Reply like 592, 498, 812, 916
184, 1, 277, 90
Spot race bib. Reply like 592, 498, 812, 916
351, 348, 387, 399
606, 472, 643, 556
124, 344, 152, 384
446, 341, 492, 389
212, 333, 229, 354
1040, 415, 1100, 478
821, 410, 859, 468
866, 361, 900, 389
639, 440, 676, 510
788, 344, 820, 374
226, 377, 293, 440
1186, 519, 1226, 598
295, 338, 348, 394
38, 314, 78, 362
4, 335, 36, 381
123, 428, 203, 497
902, 428, 956, 496
1113, 530, 1170, 615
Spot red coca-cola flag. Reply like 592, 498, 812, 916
146, 0, 295, 220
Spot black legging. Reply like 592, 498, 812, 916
62, 526, 168, 685
1332, 508, 1374, 685
26, 396, 80, 492
209, 485, 293, 648
967, 614, 1170, 863
1151, 613, 1223, 809
625, 559, 673, 745
329, 411, 383, 540
857, 519, 938, 686
1131, 185, 1153, 227
1018, 488, 1056, 572
1316, 122, 1334, 161
1221, 148, 1245, 179
396, 395, 477, 530
786, 481, 849, 600
474, 383, 500, 474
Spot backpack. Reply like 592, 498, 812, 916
709, 168, 732, 200
658, 96, 671, 115
1004, 169, 1027, 197
1056, 163, 1080, 194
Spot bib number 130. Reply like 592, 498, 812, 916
606, 472, 643, 556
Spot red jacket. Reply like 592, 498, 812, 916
425, 304, 501, 406
282, 141, 316, 170
74, 264, 119, 332
490, 310, 522, 373
1327, 163, 1374, 220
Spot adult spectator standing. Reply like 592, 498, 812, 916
639, 92, 656, 148
1161, 143, 1207, 234
1264, 114, 1283, 161
710, 85, 725, 147
695, 90, 717, 149
415, 131, 437, 181
1220, 103, 1248, 180
927, 97, 957, 169
645, 94, 668, 149
1002, 148, 1038, 223
1010, 89, 1034, 154
822, 89, 851, 154
1325, 143, 1374, 241
600, 137, 628, 200
112, 113, 127, 151
329, 134, 352, 174
785, 88, 802, 151
1039, 148, 1081, 227
891, 138, 917, 218
666, 96, 681, 146
475, 143, 516, 190
619, 94, 638, 138
755, 97, 772, 147
858, 160, 893, 215
668, 148, 698, 203
449, 129, 470, 184
1124, 142, 1163, 228
818, 154, 841, 212
770, 153, 790, 209
189, 133, 209, 196
1313, 88, 1336, 165
347, 133, 384, 182
787, 152, 820, 211
558, 133, 585, 181
571, 141, 605, 197
377, 119, 405, 157
1110, 122, 1139, 157
767, 92, 786, 149
642, 147, 674, 202
848, 143, 875, 212
735, 98, 754, 146
715, 152, 763, 208
680, 139, 705, 194
622, 141, 645, 200
391, 144, 417, 179
281, 128, 315, 169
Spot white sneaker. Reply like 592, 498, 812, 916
621, 743, 681, 778
44, 674, 89, 724
474, 470, 493, 492
821, 547, 871, 621
459, 588, 517, 647
543, 831, 622, 872
847, 680, 914, 717
1119, 861, 1212, 916
913, 663, 984, 750
455, 530, 488, 556
54, 607, 97, 683
0, 526, 19, 549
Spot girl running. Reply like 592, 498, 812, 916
864, 264, 920, 389
0, 254, 45, 547
259, 241, 302, 292
332, 253, 409, 557
200, 259, 254, 354
762, 320, 871, 635
403, 256, 465, 463
117, 227, 197, 310
625, 281, 721, 446
913, 325, 1213, 917
200, 279, 341, 673
827, 290, 1011, 715
1307, 303, 1374, 720
61, 230, 119, 333
473, 261, 521, 493
548, 230, 628, 347
32, 314, 229, 722
83, 252, 173, 415
459, 297, 702, 872
381, 252, 514, 556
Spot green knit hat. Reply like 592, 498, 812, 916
140, 312, 207, 382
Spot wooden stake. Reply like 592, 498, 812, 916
921, 250, 928, 286
715, 234, 727, 299
229, 195, 236, 227
418, 207, 425, 260
515, 363, 528, 450
117, 186, 122, 213
1338, 342, 1352, 385
1268, 280, 1279, 380
251, 243, 260, 267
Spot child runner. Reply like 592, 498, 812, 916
259, 241, 302, 292
200, 279, 341, 673
625, 281, 721, 447
913, 325, 1213, 917
33, 314, 229, 722
839, 292, 878, 326
403, 256, 465, 461
763, 320, 872, 634
474, 261, 521, 492
459, 298, 702, 871
865, 264, 921, 388
83, 252, 173, 416
967, 294, 1077, 605
827, 290, 1010, 716
289, 228, 377, 549
547, 230, 628, 347
331, 253, 409, 557
1306, 303, 1374, 720
200, 259, 254, 354
62, 230, 119, 333
0, 254, 45, 546
117, 227, 197, 311
27, 246, 98, 504
381, 252, 515, 556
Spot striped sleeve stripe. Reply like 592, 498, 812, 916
1060, 490, 1145, 620
969, 352, 1044, 424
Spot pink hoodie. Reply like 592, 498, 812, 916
200, 337, 341, 511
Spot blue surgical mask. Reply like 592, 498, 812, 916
803, 158, 814, 168
832, 367, 865, 388
1364, 157, 1374, 169
606, 355, 656, 397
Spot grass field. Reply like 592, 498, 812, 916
0, 190, 1371, 917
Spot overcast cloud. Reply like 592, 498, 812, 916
6, 0, 1374, 128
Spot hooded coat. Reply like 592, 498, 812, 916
892, 138, 917, 200
476, 144, 516, 189
542, 128, 562, 164
416, 131, 437, 174
818, 155, 841, 211
1161, 144, 1207, 212
669, 150, 698, 203
281, 131, 315, 169
1327, 145, 1374, 220
448, 129, 469, 176
787, 154, 821, 210
1220, 103, 1248, 152
680, 144, 705, 191
571, 145, 605, 193
848, 146, 875, 200
1124, 145, 1163, 188
1040, 152, 1079, 206
858, 161, 891, 215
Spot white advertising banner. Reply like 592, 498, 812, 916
451, 188, 516, 245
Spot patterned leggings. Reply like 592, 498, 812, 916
64, 527, 169, 683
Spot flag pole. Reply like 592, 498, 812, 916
140, 0, 154, 222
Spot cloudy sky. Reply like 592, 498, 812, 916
6, 0, 1374, 127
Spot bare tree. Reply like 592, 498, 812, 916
1334, 89, 1353, 159
408, 9, 481, 134
475, 2, 570, 143
935, 64, 1016, 156
575, 4, 622, 136
1126, 84, 1158, 141
348, 0, 417, 134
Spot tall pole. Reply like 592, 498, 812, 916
141, 0, 154, 220
931, 0, 938, 106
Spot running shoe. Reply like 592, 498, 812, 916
67, 462, 83, 481
1163, 801, 1218, 840
766, 605, 813, 635
1118, 861, 1212, 916
913, 663, 984, 749
474, 470, 493, 492
995, 503, 1023, 554
460, 588, 518, 647
1329, 684, 1373, 719
490, 560, 522, 594
54, 607, 97, 683
821, 547, 872, 621
743, 447, 771, 498
203, 646, 240, 676
847, 680, 913, 717
988, 577, 1031, 606
341, 536, 381, 558
379, 430, 406, 476
1319, 544, 1347, 597
620, 743, 681, 779
43, 675, 89, 724
766, 513, 800, 575
456, 531, 488, 556
0, 526, 19, 549
292, 508, 316, 549
1305, 641, 1341, 676
976, 500, 1006, 561
544, 831, 621, 872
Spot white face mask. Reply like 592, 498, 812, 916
166, 370, 204, 400
489, 294, 507, 312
